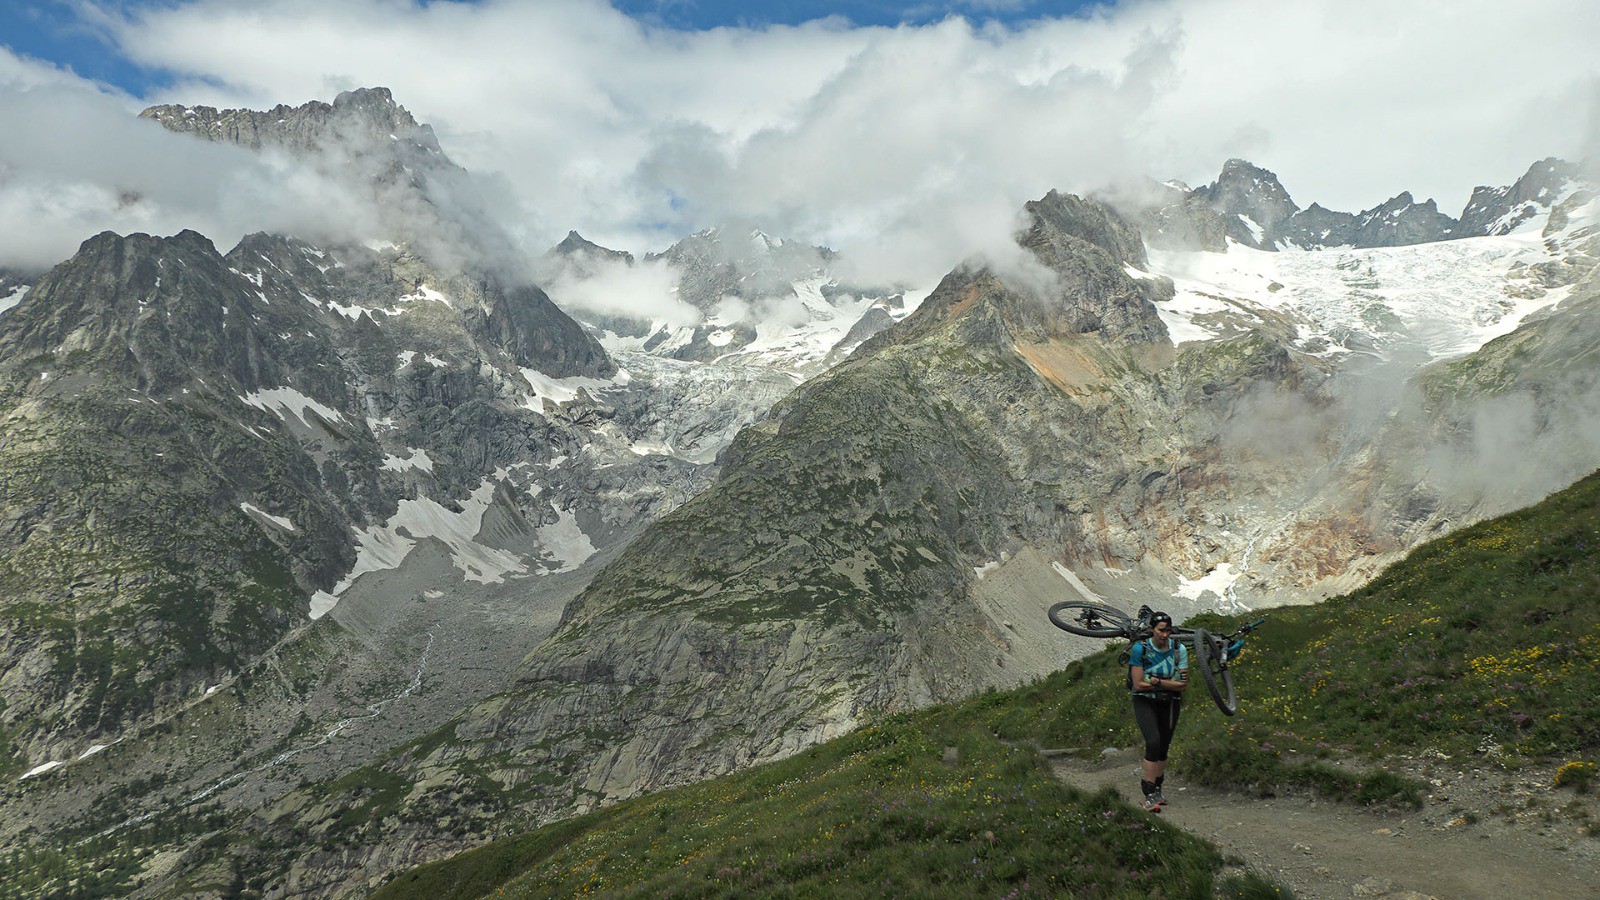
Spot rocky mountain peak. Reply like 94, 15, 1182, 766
646, 224, 835, 315
330, 85, 406, 119
1459, 156, 1584, 236
892, 191, 1167, 349
549, 230, 635, 266
1019, 189, 1148, 269
1214, 157, 1291, 190
140, 85, 440, 158
142, 87, 584, 345
1013, 191, 1167, 343
1116, 156, 1584, 252
1345, 191, 1457, 246
749, 228, 786, 253
1377, 190, 1415, 209
0, 229, 286, 396
652, 222, 825, 272
1193, 158, 1300, 247
1358, 191, 1446, 219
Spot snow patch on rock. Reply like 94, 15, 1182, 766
20, 760, 64, 780
1050, 561, 1107, 603
240, 502, 296, 532
240, 388, 347, 429
536, 504, 596, 574
1173, 562, 1241, 604
521, 367, 631, 408
381, 448, 435, 473
1, 284, 30, 316
310, 477, 527, 619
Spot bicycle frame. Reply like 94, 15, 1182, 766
1046, 599, 1264, 716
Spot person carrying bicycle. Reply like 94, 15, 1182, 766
1129, 610, 1187, 811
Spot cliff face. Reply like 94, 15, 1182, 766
0, 219, 677, 782
0, 230, 345, 765
1458, 158, 1587, 237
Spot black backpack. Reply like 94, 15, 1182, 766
1124, 606, 1156, 690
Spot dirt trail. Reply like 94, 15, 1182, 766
1049, 748, 1598, 899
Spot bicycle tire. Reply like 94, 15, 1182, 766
1047, 601, 1132, 638
1191, 628, 1238, 716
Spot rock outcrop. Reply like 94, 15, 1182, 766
1192, 158, 1302, 248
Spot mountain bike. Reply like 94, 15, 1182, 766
1047, 600, 1266, 716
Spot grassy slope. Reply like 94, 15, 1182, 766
375, 717, 1267, 899
376, 468, 1600, 899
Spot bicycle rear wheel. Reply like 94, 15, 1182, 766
1047, 601, 1132, 638
1190, 628, 1238, 715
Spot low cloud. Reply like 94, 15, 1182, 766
541, 254, 702, 327
1219, 383, 1331, 470
1425, 374, 1600, 512
0, 58, 391, 269
628, 18, 1173, 287
1213, 330, 1600, 524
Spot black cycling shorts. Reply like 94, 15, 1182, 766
1131, 694, 1182, 762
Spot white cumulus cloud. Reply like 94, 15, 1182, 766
0, 51, 391, 269
0, 0, 1595, 293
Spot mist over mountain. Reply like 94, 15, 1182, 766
140, 87, 531, 280
539, 224, 910, 376
3, 79, 1600, 898
0, 83, 365, 271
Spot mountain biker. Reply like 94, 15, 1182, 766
1129, 611, 1188, 811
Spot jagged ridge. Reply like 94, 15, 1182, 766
1124, 157, 1586, 252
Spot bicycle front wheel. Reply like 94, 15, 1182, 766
1047, 601, 1132, 638
1191, 628, 1238, 716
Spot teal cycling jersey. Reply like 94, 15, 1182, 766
1128, 639, 1188, 698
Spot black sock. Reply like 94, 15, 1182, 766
1154, 775, 1164, 790
1140, 779, 1155, 796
